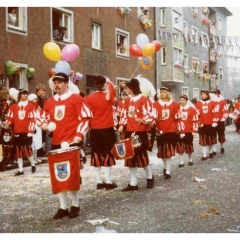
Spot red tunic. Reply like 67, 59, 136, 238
214, 98, 228, 120
5, 101, 36, 134
38, 91, 92, 145
84, 91, 115, 129
153, 99, 181, 133
178, 105, 198, 133
119, 94, 154, 132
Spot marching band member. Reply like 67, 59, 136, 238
37, 72, 92, 219
153, 87, 180, 179
84, 76, 118, 190
195, 89, 218, 160
118, 78, 154, 191
211, 89, 228, 154
4, 89, 36, 176
232, 96, 240, 134
176, 95, 198, 167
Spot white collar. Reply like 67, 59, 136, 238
53, 90, 73, 101
18, 100, 28, 107
158, 99, 173, 106
130, 94, 142, 102
181, 105, 190, 110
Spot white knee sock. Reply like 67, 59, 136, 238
69, 190, 79, 207
57, 192, 67, 209
95, 167, 103, 184
212, 144, 217, 153
28, 155, 35, 166
202, 146, 207, 157
179, 153, 184, 165
143, 165, 152, 179
188, 153, 192, 162
129, 167, 138, 186
17, 158, 23, 172
221, 143, 224, 148
32, 143, 36, 159
105, 166, 112, 184
162, 158, 166, 170
165, 158, 171, 174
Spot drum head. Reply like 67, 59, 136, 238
47, 146, 80, 155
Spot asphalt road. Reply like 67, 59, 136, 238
0, 125, 240, 233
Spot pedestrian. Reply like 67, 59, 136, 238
118, 78, 154, 191
84, 76, 118, 190
53, 26, 67, 41
232, 96, 240, 134
37, 72, 92, 219
210, 89, 228, 155
152, 87, 180, 179
195, 89, 218, 160
4, 88, 36, 176
176, 95, 198, 167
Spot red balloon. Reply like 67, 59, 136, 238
129, 44, 143, 57
151, 40, 162, 52
49, 68, 56, 76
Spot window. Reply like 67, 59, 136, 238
192, 7, 198, 15
52, 7, 73, 43
184, 54, 188, 67
6, 7, 27, 35
161, 47, 167, 65
116, 77, 130, 98
202, 61, 208, 74
137, 7, 149, 18
193, 88, 199, 100
7, 62, 28, 90
160, 8, 166, 27
192, 57, 200, 72
202, 32, 209, 48
173, 48, 182, 65
182, 87, 189, 96
173, 10, 182, 30
183, 21, 188, 37
219, 67, 223, 80
192, 26, 198, 44
116, 28, 129, 58
218, 17, 223, 32
91, 23, 101, 50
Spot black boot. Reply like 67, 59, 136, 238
146, 176, 154, 189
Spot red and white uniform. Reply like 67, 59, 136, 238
5, 100, 36, 134
214, 97, 228, 121
178, 105, 198, 134
37, 90, 92, 145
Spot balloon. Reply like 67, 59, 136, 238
7, 67, 15, 76
78, 74, 83, 79
49, 68, 56, 75
61, 44, 80, 61
6, 60, 13, 67
129, 44, 143, 57
55, 60, 71, 75
136, 34, 149, 49
140, 56, 153, 70
142, 43, 155, 57
151, 40, 162, 52
143, 57, 150, 65
69, 70, 74, 76
28, 68, 35, 74
43, 42, 61, 61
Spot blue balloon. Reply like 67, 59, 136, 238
143, 57, 150, 65
55, 60, 71, 75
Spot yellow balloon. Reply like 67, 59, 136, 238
43, 42, 61, 61
142, 43, 155, 57
140, 56, 153, 70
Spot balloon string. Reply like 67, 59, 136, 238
130, 62, 141, 79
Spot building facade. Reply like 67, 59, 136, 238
156, 7, 232, 100
0, 7, 156, 98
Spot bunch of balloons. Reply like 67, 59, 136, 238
139, 15, 152, 30
27, 67, 35, 80
73, 72, 84, 83
129, 34, 162, 70
5, 60, 19, 76
43, 42, 80, 75
117, 7, 131, 15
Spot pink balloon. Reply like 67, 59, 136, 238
61, 44, 80, 61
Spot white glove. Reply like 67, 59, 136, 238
221, 118, 225, 122
192, 132, 196, 136
40, 123, 48, 130
27, 133, 33, 137
212, 123, 217, 127
74, 136, 82, 144
180, 134, 185, 138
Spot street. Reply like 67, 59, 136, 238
0, 125, 240, 233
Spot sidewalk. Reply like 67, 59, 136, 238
1, 125, 240, 233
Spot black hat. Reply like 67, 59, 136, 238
18, 89, 28, 95
125, 78, 140, 90
179, 94, 188, 100
52, 72, 69, 82
200, 89, 209, 94
160, 86, 171, 92
94, 76, 106, 86
212, 89, 220, 94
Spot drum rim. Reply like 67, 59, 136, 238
47, 146, 80, 155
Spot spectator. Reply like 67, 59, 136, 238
53, 26, 67, 41
8, 7, 17, 26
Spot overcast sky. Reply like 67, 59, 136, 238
227, 7, 240, 36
